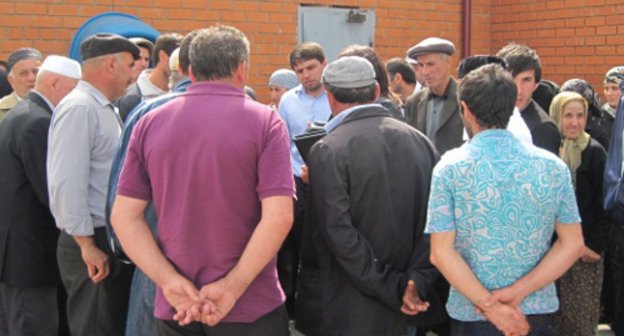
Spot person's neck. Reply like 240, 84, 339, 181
518, 100, 532, 113
305, 86, 324, 97
430, 77, 450, 96
201, 77, 244, 90
400, 84, 416, 102
147, 66, 169, 91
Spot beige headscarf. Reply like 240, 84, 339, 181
548, 91, 590, 187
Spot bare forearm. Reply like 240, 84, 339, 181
73, 235, 96, 249
431, 247, 492, 310
223, 196, 293, 297
111, 196, 181, 287
511, 224, 584, 300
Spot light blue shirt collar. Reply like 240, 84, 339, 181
325, 103, 382, 133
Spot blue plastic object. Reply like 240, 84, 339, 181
69, 12, 160, 62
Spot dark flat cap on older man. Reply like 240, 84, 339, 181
406, 37, 456, 59
80, 33, 140, 61
7, 48, 42, 73
321, 56, 376, 89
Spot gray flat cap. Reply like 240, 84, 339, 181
322, 56, 375, 89
406, 37, 456, 59
7, 48, 42, 72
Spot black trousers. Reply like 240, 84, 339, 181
0, 282, 58, 336
57, 228, 134, 336
277, 176, 308, 317
611, 224, 624, 336
157, 305, 289, 336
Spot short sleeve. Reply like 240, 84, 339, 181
116, 117, 152, 201
555, 165, 581, 224
425, 165, 457, 233
256, 110, 296, 200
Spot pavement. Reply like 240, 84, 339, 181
289, 321, 616, 335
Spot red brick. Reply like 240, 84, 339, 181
154, 0, 182, 8
597, 26, 617, 35
15, 3, 47, 15
7, 28, 22, 39
575, 27, 596, 36
30, 16, 63, 28
48, 5, 78, 16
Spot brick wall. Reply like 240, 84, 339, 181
491, 0, 624, 102
2, 1, 621, 103
0, 0, 488, 103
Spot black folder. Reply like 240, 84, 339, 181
294, 128, 326, 163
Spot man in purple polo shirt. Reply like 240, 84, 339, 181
111, 25, 295, 335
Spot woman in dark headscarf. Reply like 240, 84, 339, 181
339, 45, 404, 121
602, 66, 624, 138
549, 91, 613, 336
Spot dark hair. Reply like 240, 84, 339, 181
179, 29, 202, 74
458, 64, 516, 129
135, 40, 153, 52
496, 43, 542, 83
0, 60, 7, 72
457, 55, 506, 79
0, 70, 12, 98
153, 33, 183, 65
385, 57, 416, 84
324, 83, 376, 104
289, 42, 325, 69
190, 25, 250, 81
339, 45, 391, 98
532, 79, 560, 112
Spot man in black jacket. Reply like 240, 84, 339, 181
497, 43, 560, 155
0, 55, 80, 335
296, 56, 441, 336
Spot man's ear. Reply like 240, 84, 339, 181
6, 73, 15, 88
232, 60, 247, 86
159, 50, 169, 67
106, 55, 117, 76
188, 65, 198, 83
394, 73, 403, 84
460, 101, 470, 119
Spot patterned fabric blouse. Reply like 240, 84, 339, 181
425, 129, 581, 321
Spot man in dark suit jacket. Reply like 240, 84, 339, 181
0, 55, 80, 335
296, 56, 442, 336
404, 37, 463, 156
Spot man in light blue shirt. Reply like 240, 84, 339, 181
426, 64, 584, 336
277, 41, 331, 317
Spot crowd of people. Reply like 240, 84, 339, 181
0, 22, 622, 336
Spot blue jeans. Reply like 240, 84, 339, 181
450, 314, 554, 336
125, 269, 157, 336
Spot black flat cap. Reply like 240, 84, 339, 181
7, 48, 42, 72
80, 33, 140, 62
407, 37, 456, 59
